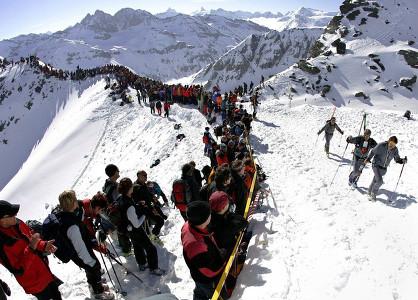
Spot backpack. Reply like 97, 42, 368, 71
42, 210, 75, 263
171, 179, 191, 212
26, 220, 43, 236
214, 125, 223, 137
203, 133, 209, 144
106, 199, 123, 230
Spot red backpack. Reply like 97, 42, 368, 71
171, 179, 191, 212
203, 134, 209, 144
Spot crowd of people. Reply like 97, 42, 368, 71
0, 59, 262, 299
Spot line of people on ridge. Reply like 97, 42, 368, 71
317, 116, 408, 201
174, 106, 263, 299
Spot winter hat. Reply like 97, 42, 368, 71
0, 200, 20, 218
205, 127, 210, 131
186, 201, 211, 226
220, 143, 227, 150
228, 140, 235, 147
201, 165, 212, 177
364, 129, 371, 136
209, 191, 229, 213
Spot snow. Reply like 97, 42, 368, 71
1, 70, 418, 300
1, 0, 418, 299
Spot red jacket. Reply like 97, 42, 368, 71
216, 152, 229, 167
164, 102, 170, 110
181, 222, 225, 283
0, 220, 56, 294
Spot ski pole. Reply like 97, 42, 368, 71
99, 250, 127, 296
338, 133, 343, 147
330, 142, 349, 186
107, 252, 144, 283
99, 250, 117, 291
389, 160, 406, 202
313, 134, 319, 151
106, 251, 127, 296
107, 252, 162, 295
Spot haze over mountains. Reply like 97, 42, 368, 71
0, 7, 335, 81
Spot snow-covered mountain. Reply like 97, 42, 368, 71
190, 28, 323, 91
155, 8, 180, 19
192, 7, 283, 19
261, 0, 418, 110
188, 7, 336, 31
0, 60, 108, 189
0, 8, 269, 81
249, 7, 337, 31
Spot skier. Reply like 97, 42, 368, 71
346, 129, 377, 187
163, 101, 170, 118
249, 81, 254, 93
317, 116, 344, 155
117, 178, 165, 275
364, 136, 407, 201
181, 201, 228, 300
251, 92, 260, 119
58, 191, 115, 299
202, 127, 215, 157
150, 100, 156, 114
156, 100, 162, 116
102, 164, 131, 256
0, 201, 62, 300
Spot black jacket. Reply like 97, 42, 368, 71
209, 212, 248, 252
182, 175, 201, 202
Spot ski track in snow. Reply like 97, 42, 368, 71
1, 81, 418, 300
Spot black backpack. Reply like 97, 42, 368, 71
42, 210, 75, 263
26, 220, 43, 236
106, 198, 123, 230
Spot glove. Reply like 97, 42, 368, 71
403, 156, 407, 164
317, 131, 320, 135
346, 135, 352, 143
341, 131, 344, 135
0, 279, 11, 296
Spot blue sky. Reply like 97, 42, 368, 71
0, 0, 340, 40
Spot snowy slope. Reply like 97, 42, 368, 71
190, 28, 323, 91
0, 62, 109, 189
236, 99, 418, 300
0, 9, 269, 81
260, 0, 418, 110
1, 77, 418, 300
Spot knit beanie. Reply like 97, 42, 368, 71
186, 201, 211, 226
209, 191, 229, 213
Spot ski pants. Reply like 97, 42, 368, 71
150, 106, 155, 114
204, 144, 211, 156
128, 227, 158, 270
117, 231, 132, 253
73, 257, 104, 294
368, 165, 387, 195
193, 281, 228, 300
164, 109, 169, 118
324, 133, 333, 153
33, 280, 62, 300
349, 156, 364, 183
